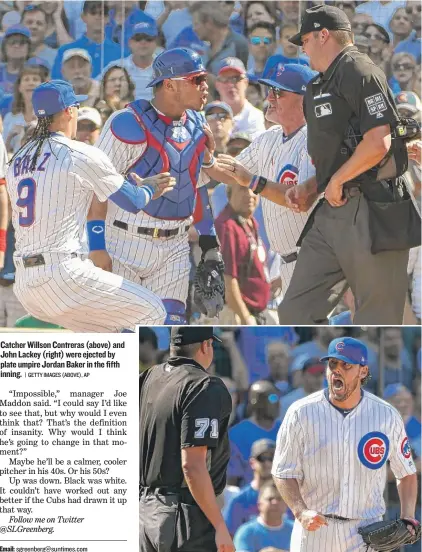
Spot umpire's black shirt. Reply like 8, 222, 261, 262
140, 357, 232, 496
304, 45, 399, 192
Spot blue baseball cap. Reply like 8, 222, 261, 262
5, 24, 31, 40
320, 337, 368, 366
204, 101, 233, 118
32, 80, 88, 117
129, 20, 158, 39
383, 383, 408, 400
26, 57, 51, 72
258, 63, 317, 95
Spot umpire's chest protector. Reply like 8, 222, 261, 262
121, 99, 207, 220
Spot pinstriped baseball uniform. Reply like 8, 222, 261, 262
96, 108, 208, 305
236, 124, 315, 290
7, 135, 166, 332
272, 389, 417, 552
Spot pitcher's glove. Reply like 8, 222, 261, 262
358, 517, 421, 551
193, 248, 225, 317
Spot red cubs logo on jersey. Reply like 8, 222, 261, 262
401, 437, 412, 459
277, 164, 298, 187
358, 432, 389, 469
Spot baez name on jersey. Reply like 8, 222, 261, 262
13, 152, 51, 178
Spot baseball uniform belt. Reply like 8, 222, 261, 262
325, 514, 351, 521
281, 252, 298, 264
139, 486, 196, 505
113, 219, 190, 239
22, 253, 77, 268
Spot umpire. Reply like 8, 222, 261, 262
139, 327, 234, 552
278, 4, 416, 325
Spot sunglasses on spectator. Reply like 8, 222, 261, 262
256, 454, 274, 463
206, 112, 230, 122
6, 36, 28, 46
250, 36, 273, 45
365, 32, 387, 41
171, 74, 208, 86
406, 4, 421, 13
132, 34, 156, 42
393, 62, 415, 71
217, 75, 245, 84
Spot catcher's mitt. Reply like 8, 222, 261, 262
193, 248, 225, 318
358, 517, 421, 552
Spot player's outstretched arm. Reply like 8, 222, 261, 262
87, 196, 112, 272
108, 173, 176, 214
397, 473, 418, 520
273, 477, 327, 532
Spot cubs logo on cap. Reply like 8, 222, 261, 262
336, 341, 345, 352
358, 432, 389, 470
321, 337, 368, 366
401, 437, 412, 460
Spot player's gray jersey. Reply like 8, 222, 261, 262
272, 390, 416, 520
6, 135, 124, 256
96, 109, 208, 231
237, 125, 315, 255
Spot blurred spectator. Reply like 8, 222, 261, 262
220, 376, 241, 427
244, 2, 276, 32
280, 357, 325, 420
333, 1, 356, 22
290, 327, 347, 364
157, 1, 192, 48
265, 342, 290, 394
246, 82, 264, 109
372, 327, 414, 390
204, 101, 234, 155
247, 22, 277, 79
355, 0, 406, 36
228, 380, 281, 485
76, 106, 102, 145
389, 52, 418, 93
105, 0, 152, 55
2, 64, 44, 153
233, 481, 293, 552
191, 3, 249, 73
365, 23, 391, 75
224, 439, 276, 536
394, 0, 421, 64
275, 25, 309, 65
139, 327, 159, 372
216, 183, 271, 325
388, 6, 412, 48
94, 65, 134, 119
215, 58, 265, 139
384, 383, 421, 457
34, 1, 73, 48
61, 49, 99, 107
351, 12, 374, 36
407, 248, 421, 325
275, 1, 301, 27
227, 132, 254, 157
52, 1, 122, 80
21, 5, 57, 67
167, 24, 207, 56
0, 24, 31, 94
105, 20, 157, 101
354, 34, 370, 55
395, 90, 422, 121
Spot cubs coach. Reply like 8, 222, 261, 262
139, 327, 234, 552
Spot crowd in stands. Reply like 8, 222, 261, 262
140, 325, 422, 552
0, 0, 420, 327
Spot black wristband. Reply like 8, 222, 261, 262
199, 235, 220, 253
253, 176, 268, 195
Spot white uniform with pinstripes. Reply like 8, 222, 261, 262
236, 124, 315, 290
272, 390, 417, 552
96, 109, 208, 306
6, 135, 166, 332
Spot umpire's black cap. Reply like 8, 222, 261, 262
289, 4, 351, 46
171, 327, 222, 346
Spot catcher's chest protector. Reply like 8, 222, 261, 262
128, 99, 207, 220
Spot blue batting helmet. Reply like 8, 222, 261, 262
147, 47, 207, 88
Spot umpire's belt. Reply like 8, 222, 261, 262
113, 219, 190, 239
325, 514, 352, 521
139, 486, 196, 505
21, 252, 77, 268
281, 252, 298, 264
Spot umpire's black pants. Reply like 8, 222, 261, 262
139, 490, 216, 552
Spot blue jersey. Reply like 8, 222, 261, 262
234, 517, 294, 552
224, 483, 259, 535
229, 419, 281, 462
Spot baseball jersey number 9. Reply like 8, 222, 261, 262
17, 177, 36, 227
